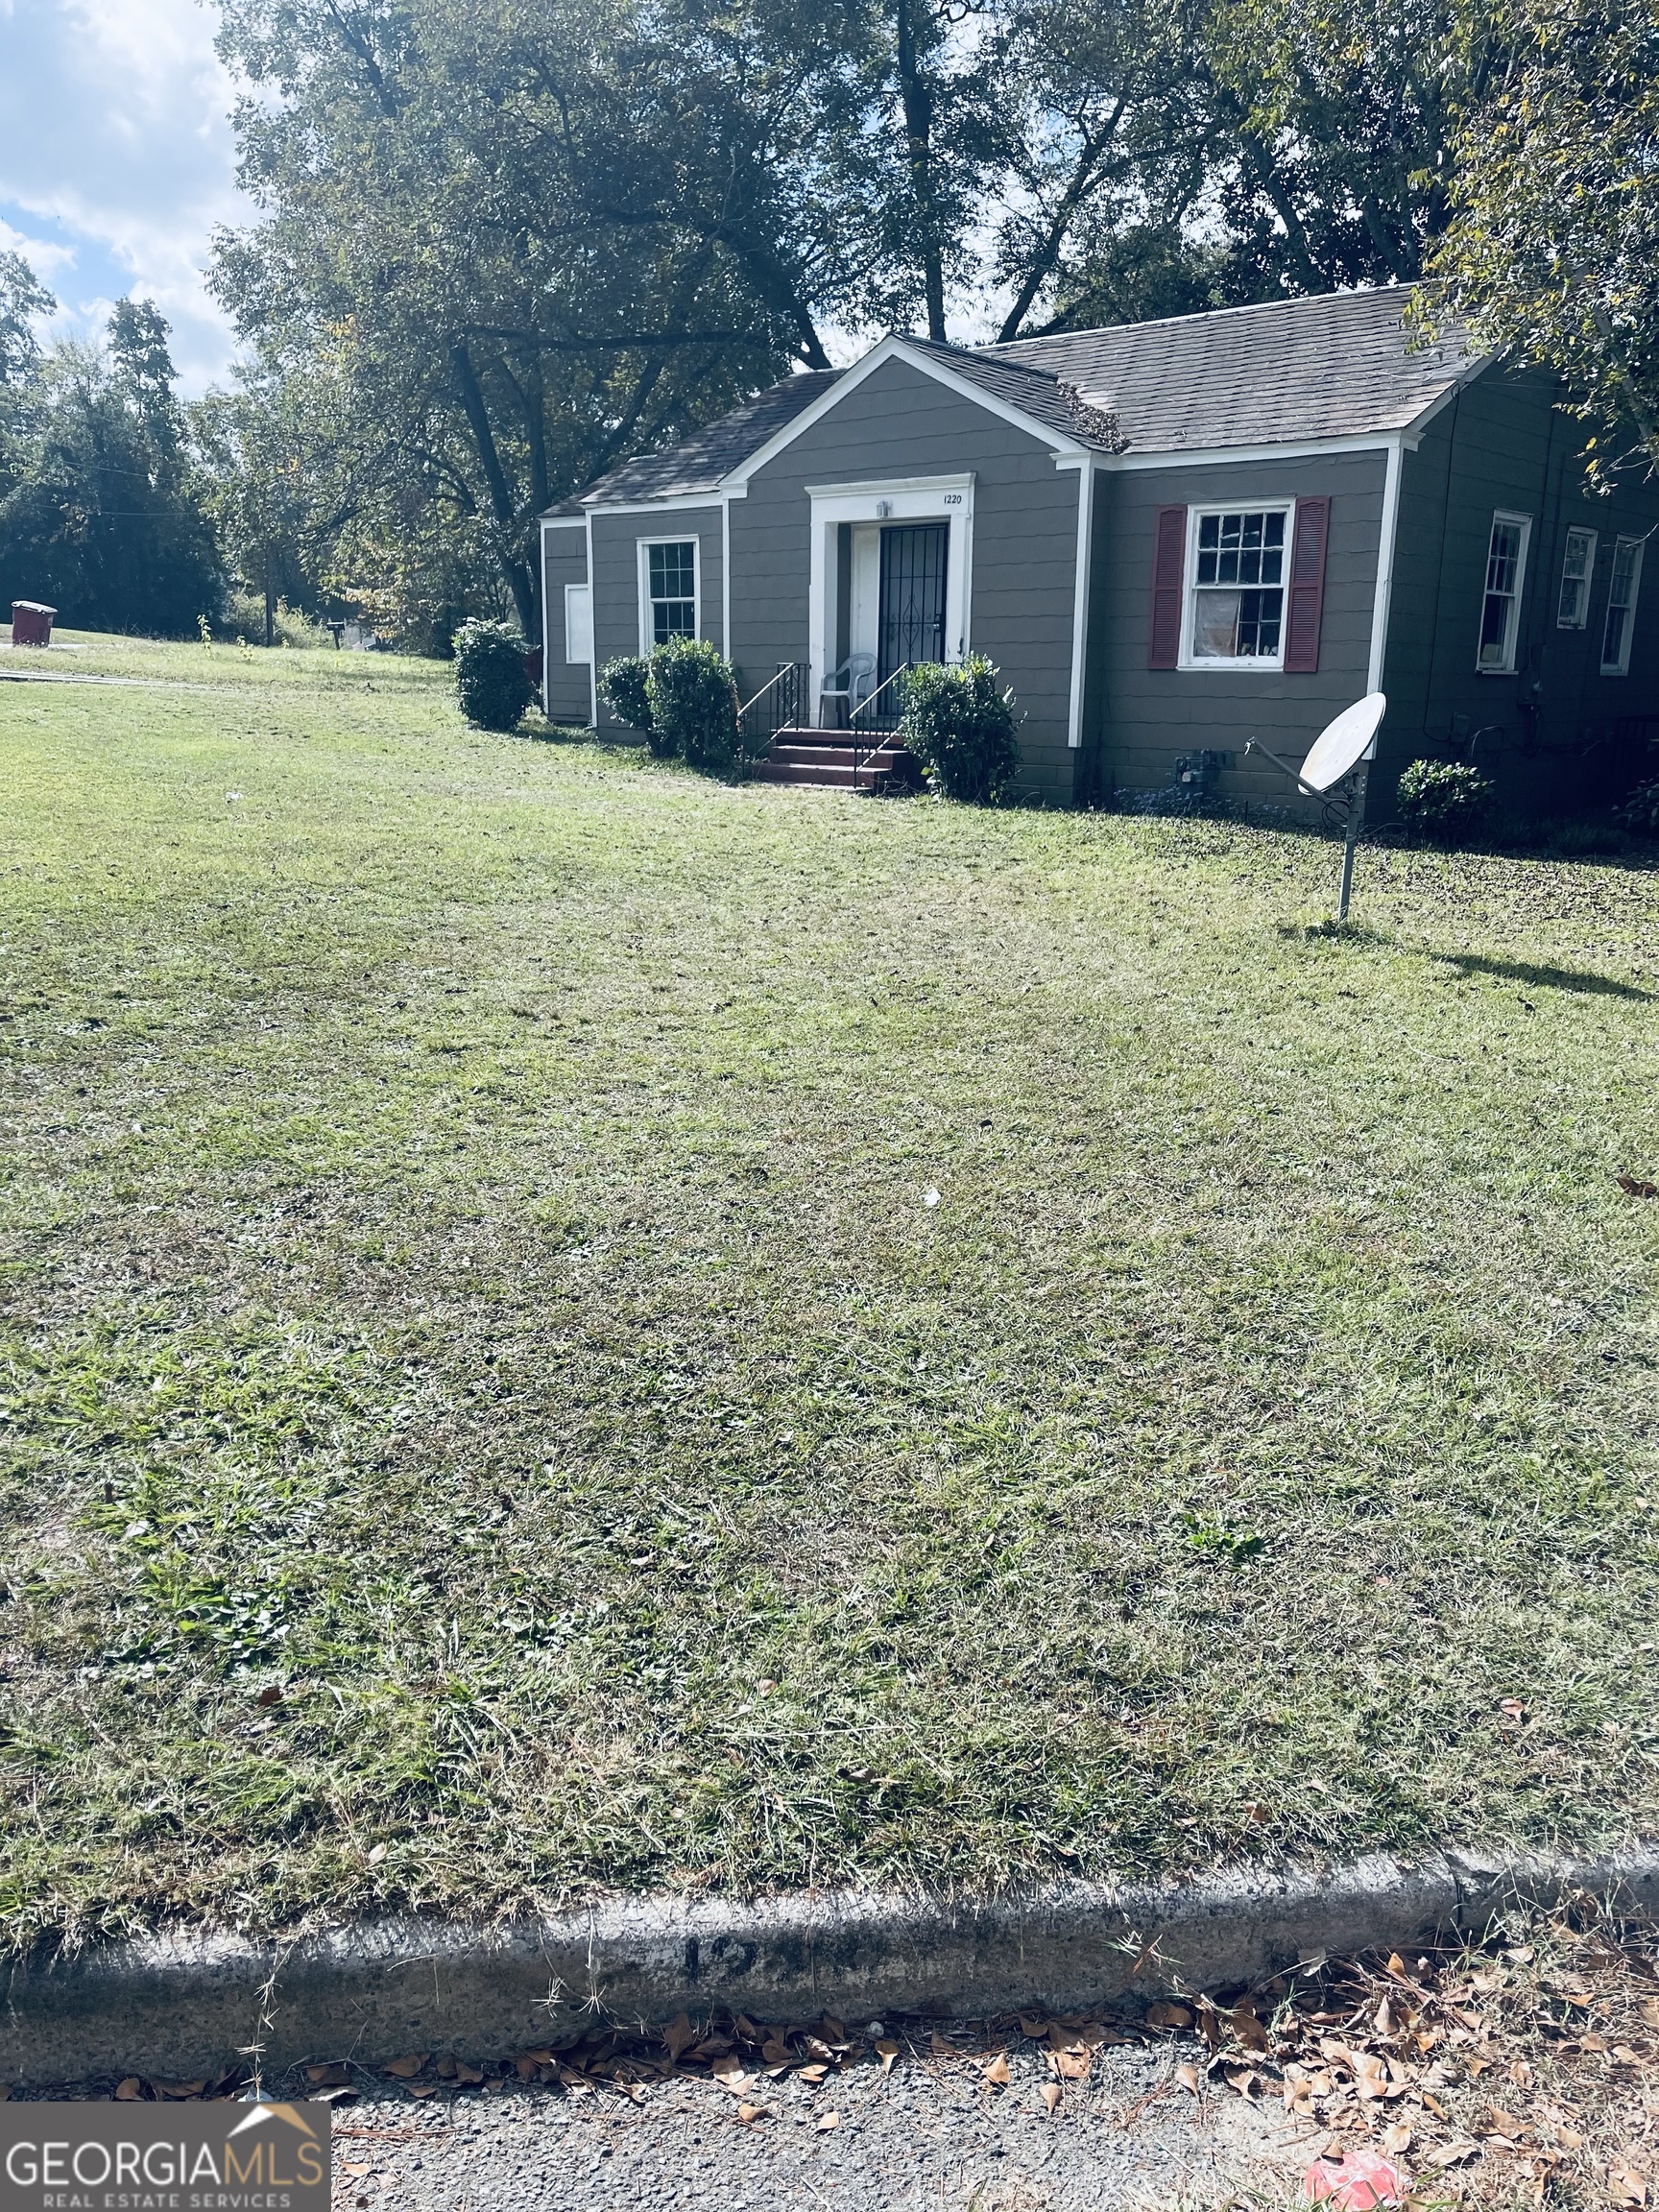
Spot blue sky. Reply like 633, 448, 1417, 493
0, 0, 250, 395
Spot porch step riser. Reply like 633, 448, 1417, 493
753, 762, 900, 789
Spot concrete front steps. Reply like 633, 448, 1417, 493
751, 727, 921, 794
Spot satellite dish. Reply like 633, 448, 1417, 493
1298, 692, 1385, 794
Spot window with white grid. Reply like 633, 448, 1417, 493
1601, 536, 1644, 677
1184, 506, 1289, 666
1477, 512, 1530, 672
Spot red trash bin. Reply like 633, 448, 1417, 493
12, 601, 56, 647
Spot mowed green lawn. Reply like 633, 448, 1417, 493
1, 633, 1656, 1958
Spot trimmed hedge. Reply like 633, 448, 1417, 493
898, 656, 1021, 804
644, 637, 741, 774
454, 619, 533, 732
597, 657, 658, 748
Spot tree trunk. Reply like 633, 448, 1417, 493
896, 0, 948, 341
450, 340, 539, 642
264, 567, 275, 648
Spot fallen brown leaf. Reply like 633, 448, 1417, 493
114, 2080, 144, 2102
1175, 2062, 1202, 2094
1039, 2083, 1062, 2114
305, 2063, 351, 2087
982, 2053, 1012, 2086
383, 2056, 427, 2080
875, 2039, 901, 2075
1617, 1175, 1659, 1199
1425, 2141, 1480, 2169
1382, 2124, 1412, 2156
1146, 2001, 1192, 2031
661, 2014, 696, 2061
816, 2110, 840, 2132
149, 2080, 206, 2100
736, 2104, 766, 2126
1609, 2165, 1649, 2207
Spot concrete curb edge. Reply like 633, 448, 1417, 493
5, 1844, 1657, 2089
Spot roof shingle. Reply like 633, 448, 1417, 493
553, 288, 1482, 513
987, 288, 1479, 454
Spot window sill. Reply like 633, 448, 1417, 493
1177, 659, 1287, 674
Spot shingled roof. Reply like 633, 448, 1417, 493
558, 372, 843, 510
550, 287, 1482, 512
988, 287, 1480, 454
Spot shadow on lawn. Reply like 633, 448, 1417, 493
1430, 950, 1654, 1001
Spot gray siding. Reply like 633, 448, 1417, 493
732, 356, 1084, 803
1382, 365, 1659, 813
541, 524, 592, 727
589, 506, 725, 732
1087, 449, 1387, 813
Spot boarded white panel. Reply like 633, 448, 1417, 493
565, 583, 592, 663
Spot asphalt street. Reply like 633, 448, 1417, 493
322, 2032, 1310, 2211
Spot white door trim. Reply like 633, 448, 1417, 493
806, 475, 975, 712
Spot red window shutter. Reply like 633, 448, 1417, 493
1284, 496, 1331, 672
1147, 505, 1187, 669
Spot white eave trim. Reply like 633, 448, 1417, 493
541, 515, 587, 528
575, 492, 729, 518
722, 335, 1088, 491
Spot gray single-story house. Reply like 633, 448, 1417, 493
540, 287, 1659, 812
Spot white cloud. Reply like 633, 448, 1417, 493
0, 0, 252, 391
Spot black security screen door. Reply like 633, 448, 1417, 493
878, 523, 949, 685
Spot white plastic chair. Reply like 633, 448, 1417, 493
819, 652, 877, 728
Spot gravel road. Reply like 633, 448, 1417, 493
322, 2032, 1310, 2211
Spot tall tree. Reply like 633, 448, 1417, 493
0, 299, 221, 635
1425, 0, 1659, 480
211, 0, 863, 637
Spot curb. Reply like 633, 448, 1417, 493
4, 1845, 1656, 2090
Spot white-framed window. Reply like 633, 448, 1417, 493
1556, 527, 1597, 629
1477, 511, 1531, 672
1600, 535, 1644, 676
564, 582, 592, 663
1181, 503, 1290, 668
637, 538, 698, 653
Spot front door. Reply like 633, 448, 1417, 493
878, 522, 949, 687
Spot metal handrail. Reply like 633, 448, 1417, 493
736, 661, 803, 751
850, 661, 911, 780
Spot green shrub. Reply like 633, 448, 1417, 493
220, 591, 325, 647
1395, 758, 1493, 844
597, 656, 658, 746
897, 655, 1021, 804
1616, 779, 1659, 836
453, 619, 533, 732
644, 637, 741, 774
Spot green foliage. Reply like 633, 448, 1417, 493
1395, 759, 1495, 844
454, 618, 533, 731
0, 294, 222, 637
598, 656, 656, 741
222, 591, 325, 647
1616, 779, 1659, 837
0, 249, 55, 387
1180, 1510, 1266, 1567
644, 637, 741, 774
1424, 0, 1659, 479
898, 655, 1021, 804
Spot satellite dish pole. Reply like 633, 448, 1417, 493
1246, 694, 1385, 924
